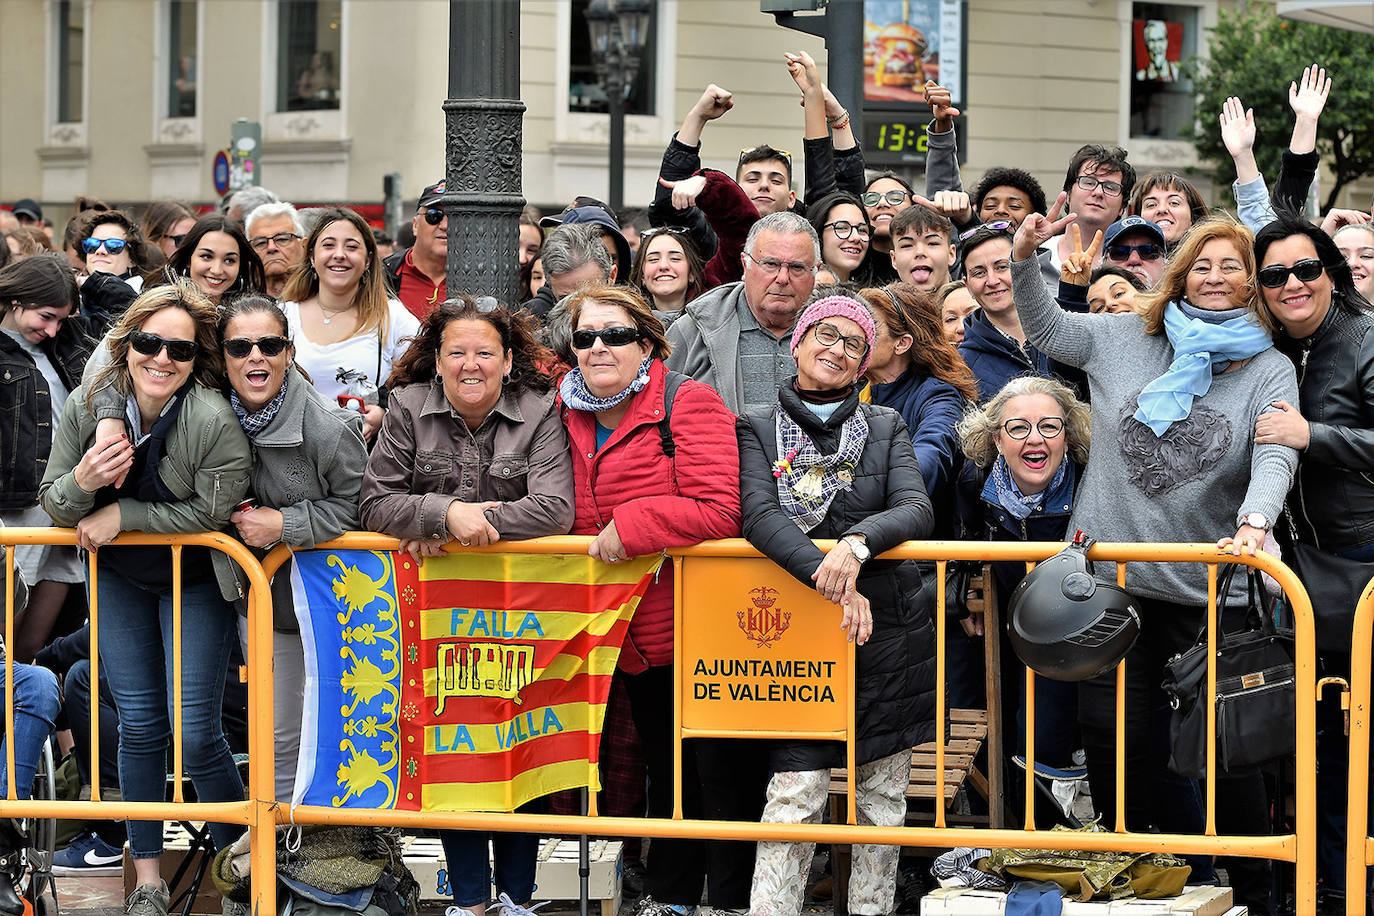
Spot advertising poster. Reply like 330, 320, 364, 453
1133, 18, 1184, 83
863, 0, 963, 106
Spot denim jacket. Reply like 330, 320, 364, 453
0, 321, 91, 510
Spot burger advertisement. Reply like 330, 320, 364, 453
863, 0, 963, 106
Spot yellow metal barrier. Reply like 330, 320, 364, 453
3, 530, 1318, 914
1346, 576, 1374, 913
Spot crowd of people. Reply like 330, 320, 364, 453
0, 51, 1369, 916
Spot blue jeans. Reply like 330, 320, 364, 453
96, 568, 245, 858
440, 823, 539, 906
0, 662, 59, 799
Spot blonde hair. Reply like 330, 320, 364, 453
957, 375, 1091, 469
86, 276, 224, 413
1134, 216, 1270, 335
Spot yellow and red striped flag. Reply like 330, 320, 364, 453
291, 548, 662, 812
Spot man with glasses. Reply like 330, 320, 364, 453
244, 202, 305, 300
380, 180, 449, 321
667, 212, 820, 414
1038, 145, 1137, 287
1101, 216, 1167, 288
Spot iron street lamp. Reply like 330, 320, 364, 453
585, 0, 652, 210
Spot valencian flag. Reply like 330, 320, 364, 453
291, 548, 663, 812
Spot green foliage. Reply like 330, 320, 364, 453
1186, 4, 1374, 212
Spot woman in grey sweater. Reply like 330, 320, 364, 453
1009, 214, 1296, 916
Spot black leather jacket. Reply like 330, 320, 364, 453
1279, 301, 1374, 552
0, 319, 92, 510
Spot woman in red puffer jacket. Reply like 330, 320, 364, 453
558, 284, 760, 916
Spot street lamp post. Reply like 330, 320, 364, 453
585, 0, 651, 210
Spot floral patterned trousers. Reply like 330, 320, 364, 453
749, 749, 912, 916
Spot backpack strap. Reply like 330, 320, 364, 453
658, 370, 689, 459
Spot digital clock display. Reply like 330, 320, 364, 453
861, 113, 967, 165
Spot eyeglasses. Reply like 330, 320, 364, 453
862, 189, 910, 208
1074, 175, 1125, 198
1258, 258, 1326, 288
811, 321, 868, 359
1001, 417, 1065, 440
737, 147, 793, 170
165, 233, 188, 248
1107, 242, 1164, 262
223, 336, 290, 358
639, 226, 690, 243
743, 252, 816, 279
82, 237, 128, 255
571, 326, 642, 350
129, 330, 199, 362
824, 220, 870, 241
423, 208, 445, 226
960, 220, 1012, 241
249, 232, 301, 252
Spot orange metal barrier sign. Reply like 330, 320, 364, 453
679, 556, 851, 737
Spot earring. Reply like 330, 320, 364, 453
502, 373, 511, 386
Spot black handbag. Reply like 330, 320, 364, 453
1160, 564, 1296, 778
1283, 539, 1374, 652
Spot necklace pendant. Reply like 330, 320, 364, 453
321, 314, 332, 325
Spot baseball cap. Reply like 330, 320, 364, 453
1102, 216, 1165, 251
540, 197, 614, 228
11, 199, 41, 222
417, 181, 446, 210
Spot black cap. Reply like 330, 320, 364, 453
417, 181, 446, 210
11, 199, 41, 222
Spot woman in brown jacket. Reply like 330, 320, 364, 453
359, 296, 574, 916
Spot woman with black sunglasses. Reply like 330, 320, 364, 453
215, 295, 367, 803
559, 285, 746, 916
39, 278, 251, 916
1253, 212, 1374, 907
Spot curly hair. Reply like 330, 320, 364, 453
957, 375, 1091, 469
859, 282, 978, 402
85, 276, 224, 414
1135, 216, 1266, 335
80, 210, 161, 273
387, 296, 555, 395
562, 284, 671, 362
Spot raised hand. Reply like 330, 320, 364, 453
1061, 223, 1103, 287
690, 84, 733, 122
1011, 192, 1075, 261
911, 190, 973, 223
784, 51, 822, 98
1289, 64, 1331, 122
1219, 96, 1256, 159
1321, 208, 1372, 236
923, 81, 960, 131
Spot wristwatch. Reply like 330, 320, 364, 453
1240, 512, 1270, 531
843, 535, 871, 563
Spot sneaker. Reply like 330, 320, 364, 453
633, 897, 695, 916
51, 831, 124, 876
125, 882, 170, 916
485, 895, 550, 916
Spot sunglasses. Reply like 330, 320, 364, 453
737, 147, 793, 169
1258, 258, 1325, 288
82, 237, 128, 255
223, 336, 290, 358
1107, 242, 1164, 262
129, 330, 199, 362
862, 189, 910, 208
422, 208, 445, 226
571, 326, 642, 350
165, 233, 188, 248
960, 220, 1012, 241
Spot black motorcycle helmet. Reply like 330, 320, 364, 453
1007, 531, 1142, 681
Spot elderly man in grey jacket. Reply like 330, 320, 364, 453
665, 211, 820, 414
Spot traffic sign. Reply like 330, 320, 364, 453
213, 150, 230, 195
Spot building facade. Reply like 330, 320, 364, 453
0, 0, 1359, 227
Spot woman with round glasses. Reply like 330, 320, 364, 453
361, 296, 573, 916
78, 211, 161, 338
955, 375, 1091, 825
558, 284, 747, 916
862, 174, 915, 265
738, 287, 934, 916
40, 278, 251, 916
807, 191, 881, 286
1010, 214, 1296, 912
216, 295, 367, 801
162, 215, 266, 304
627, 226, 707, 320
280, 207, 420, 442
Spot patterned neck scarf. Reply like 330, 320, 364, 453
985, 454, 1067, 521
231, 374, 289, 439
773, 404, 869, 532
559, 356, 655, 412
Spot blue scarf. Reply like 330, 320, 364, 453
984, 455, 1067, 521
1133, 300, 1273, 436
559, 356, 654, 413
